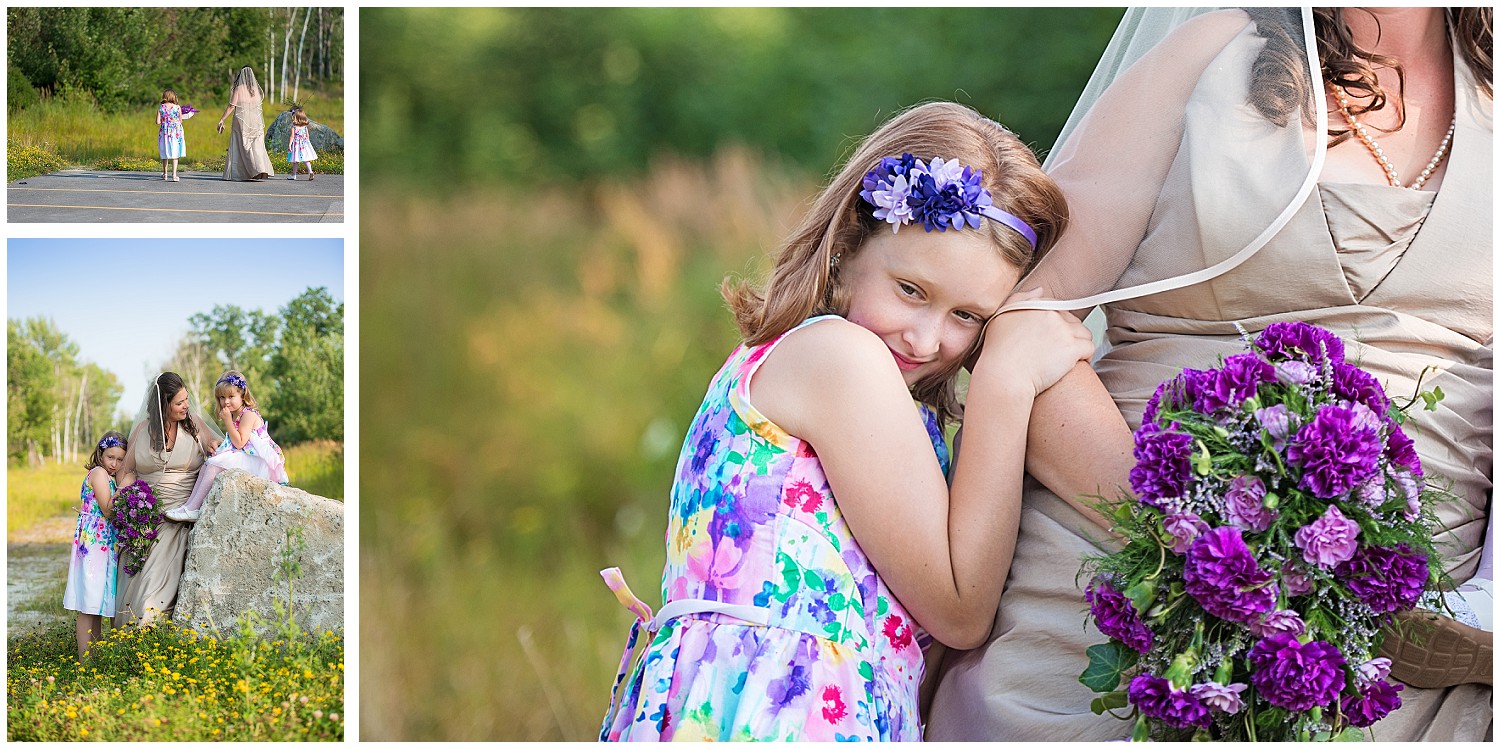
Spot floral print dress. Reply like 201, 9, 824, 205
205, 407, 290, 484
157, 103, 185, 159
62, 473, 118, 616
601, 315, 948, 741
288, 125, 318, 163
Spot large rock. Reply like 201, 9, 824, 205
173, 470, 343, 638
266, 109, 344, 154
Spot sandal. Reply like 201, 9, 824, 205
1379, 608, 1493, 688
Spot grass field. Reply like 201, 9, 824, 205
360, 150, 816, 739
7, 89, 344, 181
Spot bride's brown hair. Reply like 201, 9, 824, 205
721, 101, 1068, 425
1246, 7, 1492, 141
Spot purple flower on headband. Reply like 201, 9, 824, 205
98, 435, 126, 450
858, 153, 1035, 246
217, 373, 248, 390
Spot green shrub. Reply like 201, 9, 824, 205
8, 67, 40, 112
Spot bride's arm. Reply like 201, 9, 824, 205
1024, 361, 1134, 532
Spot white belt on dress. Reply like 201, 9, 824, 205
599, 567, 771, 717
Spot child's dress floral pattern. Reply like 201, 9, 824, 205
206, 407, 290, 484
62, 474, 118, 616
157, 103, 185, 159
288, 125, 318, 163
601, 315, 948, 741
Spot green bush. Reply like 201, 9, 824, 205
7, 138, 68, 182
92, 155, 162, 172
8, 66, 40, 111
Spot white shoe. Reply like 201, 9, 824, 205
172, 175, 180, 182
164, 506, 201, 523
288, 175, 296, 180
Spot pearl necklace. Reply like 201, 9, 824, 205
1329, 83, 1455, 190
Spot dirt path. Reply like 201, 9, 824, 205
7, 542, 70, 638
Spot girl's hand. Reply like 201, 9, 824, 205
976, 307, 1094, 397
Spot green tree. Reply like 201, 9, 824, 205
269, 288, 343, 444
7, 319, 58, 465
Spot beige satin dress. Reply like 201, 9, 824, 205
114, 420, 206, 626
223, 87, 275, 181
927, 44, 1492, 743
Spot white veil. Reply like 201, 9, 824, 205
232, 65, 262, 103
1004, 8, 1324, 312
134, 372, 223, 455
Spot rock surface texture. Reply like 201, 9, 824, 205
267, 110, 345, 154
173, 470, 343, 637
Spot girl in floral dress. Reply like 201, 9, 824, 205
157, 89, 185, 181
64, 431, 133, 659
165, 370, 288, 523
599, 102, 1095, 740
286, 107, 318, 181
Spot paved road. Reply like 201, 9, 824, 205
8, 170, 344, 223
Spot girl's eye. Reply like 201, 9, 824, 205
898, 282, 921, 298
954, 310, 981, 323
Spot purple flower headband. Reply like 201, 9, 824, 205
858, 153, 1038, 249
98, 435, 125, 450
217, 373, 248, 390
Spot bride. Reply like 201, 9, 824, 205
216, 66, 275, 181
114, 372, 223, 626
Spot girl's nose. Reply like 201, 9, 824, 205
903, 315, 942, 359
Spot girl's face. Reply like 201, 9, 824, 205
219, 388, 245, 414
167, 388, 190, 422
839, 227, 1019, 387
100, 446, 126, 475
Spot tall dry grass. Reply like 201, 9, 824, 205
360, 149, 817, 739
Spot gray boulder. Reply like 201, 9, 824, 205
266, 109, 344, 154
173, 469, 343, 638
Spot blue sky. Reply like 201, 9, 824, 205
8, 238, 344, 415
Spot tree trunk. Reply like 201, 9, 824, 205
73, 371, 88, 460
280, 7, 297, 106
293, 6, 312, 102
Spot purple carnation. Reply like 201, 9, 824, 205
1354, 657, 1392, 687
1086, 580, 1154, 654
1254, 404, 1298, 451
1341, 680, 1403, 727
1128, 674, 1212, 729
1331, 362, 1391, 414
1250, 609, 1306, 638
1195, 353, 1275, 413
1164, 512, 1210, 554
1256, 321, 1345, 365
1336, 544, 1429, 614
1274, 360, 1318, 386
1189, 681, 1248, 714
1393, 470, 1423, 521
1294, 504, 1361, 569
1183, 526, 1278, 623
1384, 427, 1423, 477
1129, 423, 1196, 508
1225, 474, 1276, 532
1247, 633, 1347, 711
1288, 404, 1383, 498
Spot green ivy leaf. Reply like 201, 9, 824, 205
1079, 642, 1136, 693
1089, 690, 1130, 715
1333, 727, 1366, 742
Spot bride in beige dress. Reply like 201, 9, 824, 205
216, 66, 275, 181
114, 372, 222, 626
926, 7, 1491, 741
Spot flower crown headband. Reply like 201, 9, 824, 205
98, 435, 126, 450
858, 153, 1038, 250
217, 373, 248, 390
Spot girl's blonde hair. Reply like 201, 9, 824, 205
161, 89, 178, 105
214, 370, 259, 410
85, 430, 128, 471
292, 108, 310, 127
722, 101, 1069, 425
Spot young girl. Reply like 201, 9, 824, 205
598, 102, 1095, 741
164, 371, 288, 523
286, 108, 318, 181
157, 89, 185, 182
63, 431, 133, 659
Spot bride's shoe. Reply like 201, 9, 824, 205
164, 506, 201, 523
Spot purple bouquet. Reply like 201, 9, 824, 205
1080, 322, 1449, 741
111, 480, 163, 576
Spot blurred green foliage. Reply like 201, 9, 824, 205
362, 7, 1122, 187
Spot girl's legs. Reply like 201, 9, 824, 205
308, 162, 315, 180
288, 161, 299, 180
162, 159, 169, 180
76, 613, 101, 660
164, 463, 225, 522
171, 158, 179, 181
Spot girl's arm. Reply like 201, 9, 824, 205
87, 467, 116, 517
227, 410, 261, 449
754, 312, 1093, 649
